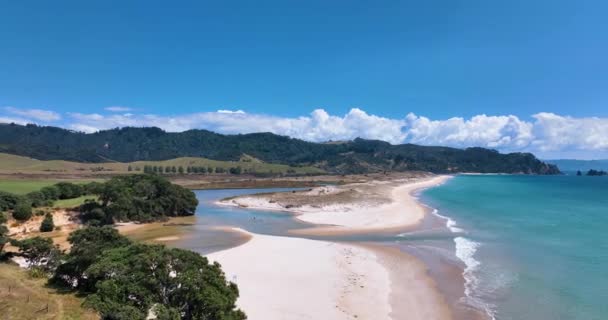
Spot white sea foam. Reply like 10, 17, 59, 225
430, 207, 497, 319
430, 208, 465, 233
454, 236, 497, 320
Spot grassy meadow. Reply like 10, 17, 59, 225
0, 152, 324, 175
0, 263, 98, 320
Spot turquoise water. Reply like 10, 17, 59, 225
422, 175, 608, 320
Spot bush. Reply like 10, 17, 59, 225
55, 182, 83, 199
0, 191, 22, 211
26, 191, 50, 207
40, 213, 54, 232
12, 202, 32, 221
40, 185, 60, 200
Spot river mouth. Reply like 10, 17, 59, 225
129, 187, 485, 320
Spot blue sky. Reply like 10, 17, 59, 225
1, 1, 608, 159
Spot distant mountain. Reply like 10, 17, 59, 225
0, 123, 560, 175
545, 159, 608, 173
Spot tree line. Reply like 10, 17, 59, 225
137, 165, 243, 175
0, 123, 561, 174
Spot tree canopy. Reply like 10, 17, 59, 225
81, 174, 198, 224
51, 226, 244, 320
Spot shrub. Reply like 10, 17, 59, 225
40, 213, 54, 232
12, 202, 33, 221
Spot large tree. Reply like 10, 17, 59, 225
11, 237, 63, 273
84, 244, 245, 320
51, 226, 131, 292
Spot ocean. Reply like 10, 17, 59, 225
421, 175, 608, 320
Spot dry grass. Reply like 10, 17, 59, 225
0, 263, 99, 320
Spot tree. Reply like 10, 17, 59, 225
12, 201, 32, 221
128, 165, 133, 172
51, 226, 132, 292
40, 213, 55, 232
165, 166, 171, 174
40, 185, 60, 200
207, 167, 214, 174
83, 243, 245, 320
26, 191, 48, 207
55, 182, 83, 199
171, 166, 177, 173
186, 166, 192, 174
0, 191, 23, 211
229, 166, 242, 175
12, 237, 62, 272
178, 166, 184, 174
83, 175, 198, 223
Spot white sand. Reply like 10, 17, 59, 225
209, 176, 454, 320
208, 229, 392, 320
297, 175, 450, 230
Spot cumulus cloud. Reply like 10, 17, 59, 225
3, 106, 61, 121
105, 106, 132, 112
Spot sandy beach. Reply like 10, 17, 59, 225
219, 174, 451, 233
208, 175, 458, 320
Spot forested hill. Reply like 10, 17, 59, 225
0, 123, 560, 174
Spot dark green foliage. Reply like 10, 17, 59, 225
52, 226, 245, 320
82, 174, 198, 223
12, 201, 33, 221
83, 243, 245, 320
55, 182, 84, 199
128, 165, 133, 172
83, 181, 104, 194
229, 166, 242, 174
51, 226, 132, 292
0, 124, 560, 174
12, 236, 63, 272
40, 213, 54, 232
0, 191, 23, 211
40, 185, 60, 200
26, 191, 51, 207
178, 166, 184, 174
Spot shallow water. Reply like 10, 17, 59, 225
422, 175, 608, 320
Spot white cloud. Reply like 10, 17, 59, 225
0, 107, 599, 158
3, 106, 61, 121
217, 109, 245, 114
105, 106, 132, 112
0, 116, 31, 125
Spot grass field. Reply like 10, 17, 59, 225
0, 153, 325, 176
0, 180, 59, 195
52, 196, 97, 208
0, 263, 98, 319
0, 180, 97, 195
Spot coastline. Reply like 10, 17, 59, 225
205, 175, 483, 320
217, 175, 451, 235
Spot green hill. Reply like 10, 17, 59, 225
0, 123, 560, 174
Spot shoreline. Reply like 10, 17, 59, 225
216, 175, 452, 234
207, 228, 454, 320
206, 175, 484, 320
